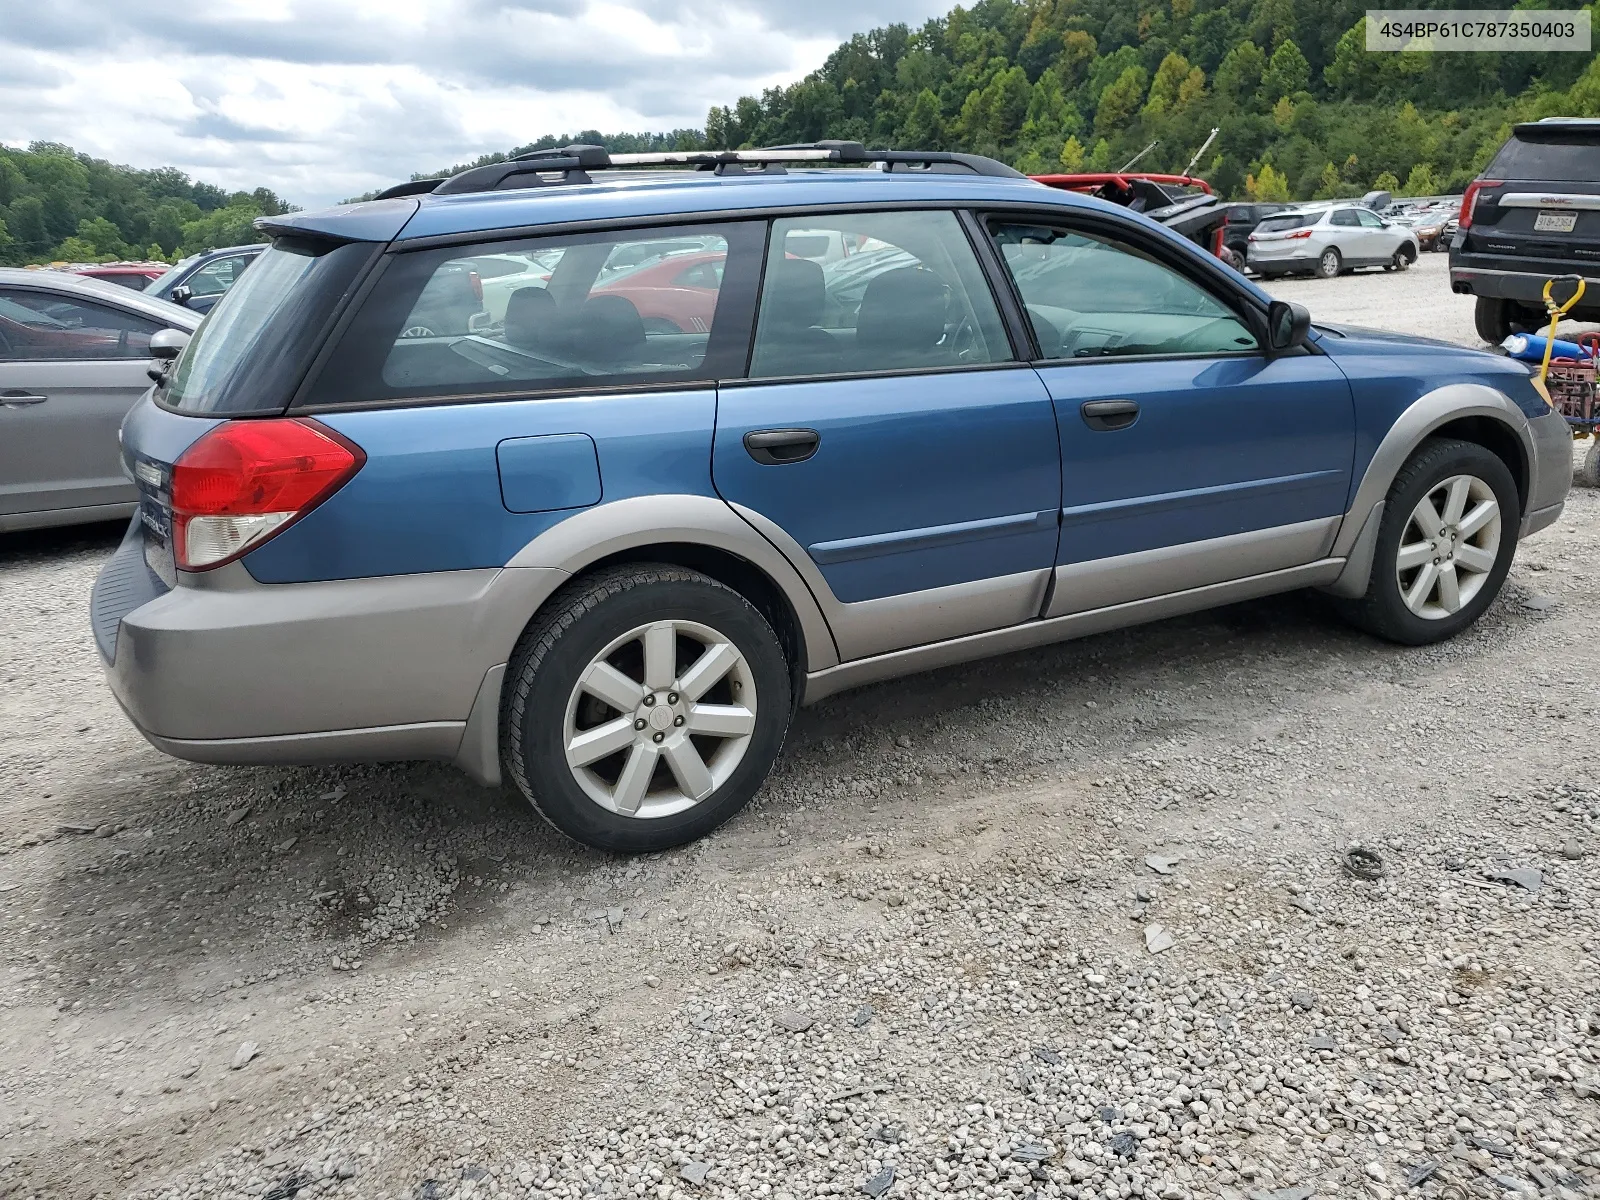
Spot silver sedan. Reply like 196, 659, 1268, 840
1248, 204, 1421, 280
0, 269, 198, 532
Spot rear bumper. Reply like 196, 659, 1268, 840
95, 555, 568, 775
1449, 260, 1600, 306
1247, 250, 1318, 273
1523, 404, 1574, 537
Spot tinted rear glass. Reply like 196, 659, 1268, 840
1488, 132, 1600, 182
1255, 214, 1315, 233
158, 238, 375, 414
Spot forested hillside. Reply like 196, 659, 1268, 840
9, 0, 1599, 265
700, 0, 1600, 200
0, 143, 294, 267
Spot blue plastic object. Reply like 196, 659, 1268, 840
1502, 333, 1593, 363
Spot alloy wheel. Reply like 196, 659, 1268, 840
562, 619, 757, 819
1395, 474, 1502, 619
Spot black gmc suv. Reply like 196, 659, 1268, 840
1449, 118, 1600, 343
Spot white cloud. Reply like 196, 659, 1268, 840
1, 0, 943, 208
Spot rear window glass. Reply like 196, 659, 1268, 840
303, 224, 756, 406
159, 239, 375, 414
1255, 214, 1316, 233
1488, 133, 1600, 182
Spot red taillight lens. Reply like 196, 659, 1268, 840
170, 418, 364, 571
1460, 179, 1500, 230
1287, 229, 1313, 240
469, 270, 483, 302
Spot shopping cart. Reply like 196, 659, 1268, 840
1532, 277, 1600, 485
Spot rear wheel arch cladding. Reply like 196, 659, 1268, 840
1332, 384, 1535, 563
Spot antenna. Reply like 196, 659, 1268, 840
1118, 141, 1159, 172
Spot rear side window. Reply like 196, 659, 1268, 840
0, 290, 163, 361
1255, 214, 1315, 233
160, 238, 376, 415
1488, 132, 1600, 182
304, 224, 757, 406
1329, 209, 1359, 227
748, 210, 1011, 379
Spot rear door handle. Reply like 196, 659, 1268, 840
743, 428, 820, 465
1, 391, 47, 408
1080, 398, 1139, 431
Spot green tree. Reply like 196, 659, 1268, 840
902, 88, 945, 146
1059, 30, 1098, 88
1372, 170, 1400, 192
1214, 41, 1266, 105
1094, 65, 1148, 137
1246, 162, 1291, 201
1401, 162, 1438, 196
1262, 38, 1309, 101
1144, 52, 1193, 118
1059, 134, 1086, 170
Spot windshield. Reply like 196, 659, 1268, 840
159, 238, 376, 414
144, 256, 197, 296
1489, 133, 1600, 182
1255, 214, 1317, 233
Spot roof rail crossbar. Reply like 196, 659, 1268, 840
411, 141, 1023, 198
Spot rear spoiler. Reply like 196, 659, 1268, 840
255, 197, 421, 244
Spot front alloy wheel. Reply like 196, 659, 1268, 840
1394, 474, 1502, 619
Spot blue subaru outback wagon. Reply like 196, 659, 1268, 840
92, 141, 1571, 852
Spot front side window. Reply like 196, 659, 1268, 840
989, 222, 1259, 360
748, 210, 1010, 379
1356, 209, 1385, 228
187, 255, 252, 296
305, 224, 749, 405
0, 290, 163, 361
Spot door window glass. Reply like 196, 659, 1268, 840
0, 290, 164, 361
1329, 209, 1360, 227
187, 255, 253, 296
988, 223, 1259, 360
303, 226, 747, 405
748, 211, 1010, 379
1356, 209, 1385, 228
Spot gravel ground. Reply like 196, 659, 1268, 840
2, 258, 1598, 1200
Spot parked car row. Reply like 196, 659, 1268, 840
1247, 202, 1420, 279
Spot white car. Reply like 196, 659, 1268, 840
1248, 204, 1420, 280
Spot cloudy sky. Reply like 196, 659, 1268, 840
2, 0, 947, 209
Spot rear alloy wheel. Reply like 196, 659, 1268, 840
1333, 438, 1518, 645
1316, 247, 1342, 279
1387, 247, 1412, 272
502, 564, 791, 852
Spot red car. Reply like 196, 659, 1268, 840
66, 263, 168, 291
594, 252, 723, 333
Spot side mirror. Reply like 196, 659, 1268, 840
146, 327, 190, 382
1266, 300, 1311, 354
149, 328, 190, 361
170, 284, 194, 307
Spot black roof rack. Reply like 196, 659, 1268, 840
386, 141, 1022, 200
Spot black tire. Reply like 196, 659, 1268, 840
1316, 247, 1342, 279
1474, 296, 1513, 344
1580, 440, 1600, 489
1333, 438, 1519, 645
1388, 246, 1413, 272
500, 564, 791, 852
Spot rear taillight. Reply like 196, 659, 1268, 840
170, 419, 364, 571
468, 270, 483, 302
1460, 179, 1501, 230
1287, 229, 1313, 240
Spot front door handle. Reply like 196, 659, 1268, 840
1080, 398, 1139, 431
744, 428, 820, 465
1, 391, 47, 408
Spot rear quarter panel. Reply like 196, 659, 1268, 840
242, 390, 719, 582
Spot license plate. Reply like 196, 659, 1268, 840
140, 496, 176, 587
1534, 210, 1577, 233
